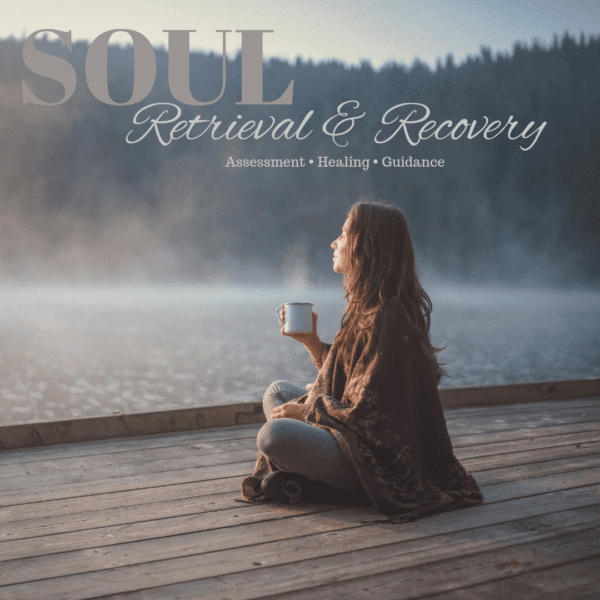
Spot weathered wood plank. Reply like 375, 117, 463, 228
445, 398, 599, 417
480, 468, 600, 503
0, 490, 244, 542
2, 437, 599, 525
106, 506, 600, 600
2, 419, 599, 471
2, 439, 598, 530
1, 466, 598, 566
4, 448, 598, 542
2, 421, 598, 489
455, 430, 600, 459
0, 436, 258, 480
0, 478, 243, 530
465, 440, 600, 472
0, 402, 266, 451
3, 419, 598, 507
451, 420, 600, 448
11, 434, 588, 506
3, 432, 599, 508
0, 396, 596, 599
0, 446, 259, 493
444, 396, 599, 415
0, 460, 255, 507
0, 395, 591, 504
0, 424, 261, 465
1, 490, 598, 599
439, 378, 600, 408
422, 556, 600, 600
448, 409, 600, 436
474, 453, 600, 486
0, 501, 352, 564
446, 403, 600, 423
0, 388, 597, 599
2, 432, 599, 509
0, 400, 595, 478
3, 415, 598, 469
0, 380, 597, 450
257, 522, 600, 600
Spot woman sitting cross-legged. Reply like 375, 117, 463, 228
241, 198, 483, 521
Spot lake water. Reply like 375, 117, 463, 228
0, 282, 598, 425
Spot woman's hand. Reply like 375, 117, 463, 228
279, 308, 326, 368
279, 309, 321, 347
270, 403, 305, 421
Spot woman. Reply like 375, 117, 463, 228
241, 199, 483, 520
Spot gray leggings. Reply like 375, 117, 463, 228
256, 380, 363, 493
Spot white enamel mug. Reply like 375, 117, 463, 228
276, 302, 313, 333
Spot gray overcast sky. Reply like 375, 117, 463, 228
3, 0, 599, 68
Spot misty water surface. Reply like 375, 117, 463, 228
0, 282, 598, 425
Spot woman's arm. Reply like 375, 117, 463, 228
270, 402, 306, 420
306, 340, 331, 370
279, 311, 330, 369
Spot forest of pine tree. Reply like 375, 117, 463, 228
0, 31, 598, 286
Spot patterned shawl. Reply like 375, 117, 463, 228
242, 305, 483, 521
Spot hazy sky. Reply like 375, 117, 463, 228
3, 0, 600, 68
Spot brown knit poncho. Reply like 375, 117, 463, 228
242, 305, 483, 521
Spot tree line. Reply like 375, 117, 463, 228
0, 31, 598, 286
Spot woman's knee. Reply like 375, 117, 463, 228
263, 381, 286, 419
257, 419, 292, 458
264, 380, 307, 402
263, 380, 292, 402
263, 380, 305, 420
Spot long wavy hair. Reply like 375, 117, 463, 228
338, 198, 448, 384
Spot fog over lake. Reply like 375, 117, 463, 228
0, 282, 598, 425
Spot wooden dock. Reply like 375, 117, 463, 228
0, 380, 599, 599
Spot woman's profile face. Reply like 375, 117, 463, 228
331, 215, 352, 274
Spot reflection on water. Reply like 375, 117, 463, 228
0, 283, 598, 425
